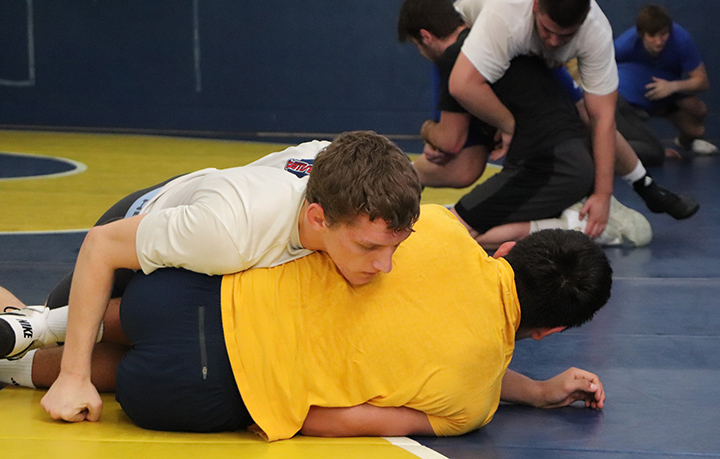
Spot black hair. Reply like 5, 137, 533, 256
397, 0, 465, 43
504, 229, 612, 330
537, 0, 591, 28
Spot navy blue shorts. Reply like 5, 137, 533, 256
115, 268, 253, 432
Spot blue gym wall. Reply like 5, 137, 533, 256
0, 0, 717, 138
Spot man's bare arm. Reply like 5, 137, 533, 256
41, 216, 144, 422
421, 111, 472, 155
449, 52, 515, 159
645, 63, 709, 100
579, 90, 617, 238
501, 368, 605, 410
301, 404, 435, 437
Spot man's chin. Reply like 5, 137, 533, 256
346, 273, 376, 286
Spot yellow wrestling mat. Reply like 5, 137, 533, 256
0, 387, 445, 459
0, 129, 498, 232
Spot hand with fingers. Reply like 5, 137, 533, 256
580, 193, 610, 239
41, 373, 103, 422
537, 367, 605, 410
644, 77, 677, 101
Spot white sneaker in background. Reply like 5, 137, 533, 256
561, 203, 623, 246
690, 139, 718, 155
674, 137, 718, 155
607, 196, 653, 247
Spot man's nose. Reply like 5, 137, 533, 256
372, 248, 395, 274
547, 34, 562, 48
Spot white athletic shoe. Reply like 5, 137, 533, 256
0, 306, 61, 360
607, 196, 653, 247
560, 203, 623, 246
674, 137, 718, 155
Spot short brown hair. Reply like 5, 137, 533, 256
537, 0, 590, 28
397, 0, 465, 43
636, 4, 672, 36
306, 131, 421, 232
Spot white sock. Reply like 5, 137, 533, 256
0, 349, 37, 388
47, 306, 69, 342
621, 161, 647, 186
530, 218, 567, 233
46, 305, 104, 343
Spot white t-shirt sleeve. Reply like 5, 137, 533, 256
136, 187, 251, 275
460, 8, 515, 83
575, 5, 619, 95
453, 0, 486, 26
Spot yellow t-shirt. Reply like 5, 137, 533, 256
221, 204, 520, 441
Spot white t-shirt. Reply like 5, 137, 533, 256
454, 0, 618, 95
135, 140, 329, 275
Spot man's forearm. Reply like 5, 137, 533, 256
449, 53, 515, 135
59, 217, 144, 379
585, 92, 617, 197
60, 230, 123, 379
422, 120, 458, 154
501, 368, 607, 410
500, 369, 542, 406
301, 404, 435, 437
421, 112, 471, 155
673, 75, 709, 94
590, 118, 616, 197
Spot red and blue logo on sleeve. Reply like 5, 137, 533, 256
284, 158, 314, 178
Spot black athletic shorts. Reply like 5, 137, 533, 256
455, 137, 595, 234
115, 268, 253, 432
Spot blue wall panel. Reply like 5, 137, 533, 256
0, 0, 433, 135
0, 0, 716, 137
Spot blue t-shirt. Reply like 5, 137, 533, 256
552, 67, 584, 103
614, 23, 703, 111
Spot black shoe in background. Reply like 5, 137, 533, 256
633, 177, 700, 220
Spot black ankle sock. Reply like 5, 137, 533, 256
677, 137, 693, 150
633, 174, 653, 190
0, 319, 16, 357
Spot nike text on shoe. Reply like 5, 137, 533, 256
0, 306, 60, 360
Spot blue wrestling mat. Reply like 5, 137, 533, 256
0, 151, 81, 179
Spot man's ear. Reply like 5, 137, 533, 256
419, 28, 434, 45
305, 203, 327, 230
493, 241, 517, 259
531, 326, 566, 341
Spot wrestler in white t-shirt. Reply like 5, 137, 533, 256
454, 0, 617, 95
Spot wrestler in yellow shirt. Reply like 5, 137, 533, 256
222, 204, 520, 441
